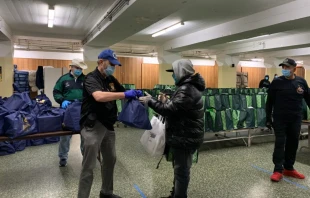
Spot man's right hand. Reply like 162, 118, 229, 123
61, 100, 71, 109
266, 120, 273, 130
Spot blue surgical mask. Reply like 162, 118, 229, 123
265, 77, 269, 80
172, 73, 178, 84
282, 69, 291, 77
104, 65, 115, 76
74, 69, 82, 77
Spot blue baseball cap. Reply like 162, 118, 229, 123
98, 49, 122, 66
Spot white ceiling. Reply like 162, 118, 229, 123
0, 0, 115, 39
1, 0, 310, 61
123, 0, 295, 45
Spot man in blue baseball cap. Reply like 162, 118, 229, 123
78, 49, 142, 198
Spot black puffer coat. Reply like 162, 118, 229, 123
148, 73, 205, 150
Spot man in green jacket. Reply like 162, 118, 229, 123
53, 58, 87, 167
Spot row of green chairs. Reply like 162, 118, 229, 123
204, 88, 267, 95
205, 108, 266, 132
154, 84, 176, 90
122, 84, 136, 90
203, 93, 267, 111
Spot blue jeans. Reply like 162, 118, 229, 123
58, 135, 84, 160
172, 148, 194, 198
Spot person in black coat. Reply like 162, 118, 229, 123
259, 75, 271, 88
139, 59, 205, 198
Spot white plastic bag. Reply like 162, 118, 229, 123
140, 116, 165, 157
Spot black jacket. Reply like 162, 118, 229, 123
80, 68, 125, 131
148, 73, 205, 150
266, 75, 310, 120
259, 79, 270, 88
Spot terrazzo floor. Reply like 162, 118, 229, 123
1, 127, 310, 198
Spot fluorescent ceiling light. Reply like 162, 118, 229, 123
152, 22, 184, 37
239, 61, 266, 68
48, 8, 54, 28
251, 58, 264, 62
296, 60, 304, 65
230, 35, 270, 43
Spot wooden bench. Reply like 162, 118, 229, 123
0, 131, 80, 142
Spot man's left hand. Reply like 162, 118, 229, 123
139, 92, 152, 105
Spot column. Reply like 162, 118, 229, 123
0, 41, 14, 97
157, 47, 182, 85
83, 45, 105, 74
265, 58, 282, 80
216, 55, 238, 88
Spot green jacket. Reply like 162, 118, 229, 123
53, 72, 85, 104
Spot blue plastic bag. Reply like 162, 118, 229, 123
0, 141, 15, 156
4, 111, 37, 139
12, 140, 27, 151
29, 139, 45, 146
44, 136, 60, 144
63, 101, 82, 132
2, 92, 32, 112
36, 92, 52, 107
37, 109, 63, 133
0, 97, 7, 105
20, 100, 40, 115
26, 140, 32, 147
118, 99, 152, 130
0, 107, 9, 136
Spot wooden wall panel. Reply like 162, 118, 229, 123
193, 64, 218, 88
113, 64, 123, 83
142, 64, 159, 89
241, 67, 266, 88
118, 57, 143, 89
13, 58, 71, 71
296, 66, 305, 78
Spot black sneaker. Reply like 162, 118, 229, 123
59, 159, 67, 167
161, 188, 174, 198
99, 193, 122, 198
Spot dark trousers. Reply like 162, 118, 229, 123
273, 115, 301, 173
171, 148, 194, 198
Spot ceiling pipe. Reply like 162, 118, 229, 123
82, 0, 130, 45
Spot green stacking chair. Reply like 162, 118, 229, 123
205, 94, 222, 111
256, 108, 266, 128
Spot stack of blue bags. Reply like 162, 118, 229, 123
13, 71, 30, 92
0, 92, 80, 156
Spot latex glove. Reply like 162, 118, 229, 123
62, 100, 71, 109
135, 90, 143, 97
124, 89, 138, 99
139, 92, 152, 105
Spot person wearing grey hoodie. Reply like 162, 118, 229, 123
139, 59, 205, 198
